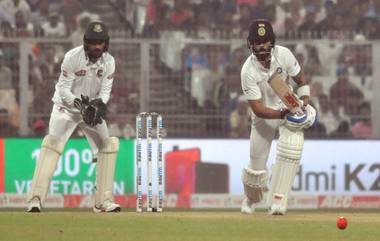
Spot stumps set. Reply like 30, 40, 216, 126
135, 112, 163, 212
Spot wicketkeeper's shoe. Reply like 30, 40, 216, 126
241, 197, 255, 214
93, 200, 121, 213
26, 196, 41, 213
268, 203, 285, 215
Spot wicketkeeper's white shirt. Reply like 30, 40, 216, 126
241, 45, 301, 112
52, 46, 115, 113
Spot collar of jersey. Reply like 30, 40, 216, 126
86, 55, 104, 68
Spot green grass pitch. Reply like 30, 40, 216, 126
1, 209, 379, 241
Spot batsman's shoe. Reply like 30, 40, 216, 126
27, 196, 41, 213
93, 200, 121, 213
241, 197, 255, 214
268, 203, 285, 215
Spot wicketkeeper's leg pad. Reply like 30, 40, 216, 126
266, 126, 304, 213
242, 167, 268, 203
27, 135, 65, 203
95, 137, 119, 206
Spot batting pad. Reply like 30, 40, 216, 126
27, 135, 65, 203
95, 137, 119, 206
242, 168, 268, 203
266, 126, 304, 211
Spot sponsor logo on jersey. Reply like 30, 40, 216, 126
75, 70, 86, 76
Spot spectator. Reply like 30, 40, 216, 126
168, 0, 193, 30
29, 0, 50, 36
0, 6, 14, 26
298, 4, 318, 36
359, 14, 380, 40
229, 95, 249, 138
69, 15, 91, 47
236, 0, 256, 7
0, 21, 14, 38
308, 80, 322, 109
232, 3, 252, 34
218, 4, 236, 35
41, 11, 67, 37
251, 0, 270, 20
30, 45, 60, 114
143, 0, 170, 37
351, 101, 373, 138
329, 120, 352, 139
62, 0, 84, 33
32, 118, 47, 136
0, 0, 31, 22
0, 49, 12, 89
14, 10, 33, 37
0, 48, 17, 129
0, 108, 18, 136
304, 121, 327, 138
146, 0, 170, 27
315, 0, 338, 36
329, 64, 364, 116
185, 46, 210, 107
273, 0, 293, 37
317, 94, 348, 136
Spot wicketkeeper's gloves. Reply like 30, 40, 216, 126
74, 95, 107, 126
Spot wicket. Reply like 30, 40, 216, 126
136, 112, 163, 212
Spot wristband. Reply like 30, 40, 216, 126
297, 85, 310, 97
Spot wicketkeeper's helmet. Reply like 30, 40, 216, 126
83, 21, 109, 51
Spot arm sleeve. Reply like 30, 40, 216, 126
98, 57, 115, 104
241, 70, 261, 101
56, 54, 77, 105
284, 48, 301, 77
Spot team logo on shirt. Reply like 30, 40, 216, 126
97, 69, 103, 78
75, 70, 86, 76
276, 67, 282, 74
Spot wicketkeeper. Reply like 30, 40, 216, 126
27, 21, 121, 213
240, 19, 316, 215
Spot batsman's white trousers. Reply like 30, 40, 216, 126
49, 105, 109, 155
249, 117, 282, 170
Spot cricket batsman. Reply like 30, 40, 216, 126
27, 21, 121, 213
240, 19, 316, 215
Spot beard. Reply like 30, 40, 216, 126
87, 48, 103, 60
255, 52, 271, 63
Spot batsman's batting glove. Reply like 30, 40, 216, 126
284, 104, 317, 130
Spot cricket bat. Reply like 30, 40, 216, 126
268, 72, 303, 115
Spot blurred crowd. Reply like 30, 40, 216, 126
0, 0, 379, 39
0, 0, 376, 139
140, 0, 380, 40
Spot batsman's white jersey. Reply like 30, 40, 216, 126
52, 46, 115, 112
241, 45, 300, 121
240, 45, 301, 171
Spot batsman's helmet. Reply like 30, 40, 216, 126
83, 21, 109, 51
247, 19, 275, 62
